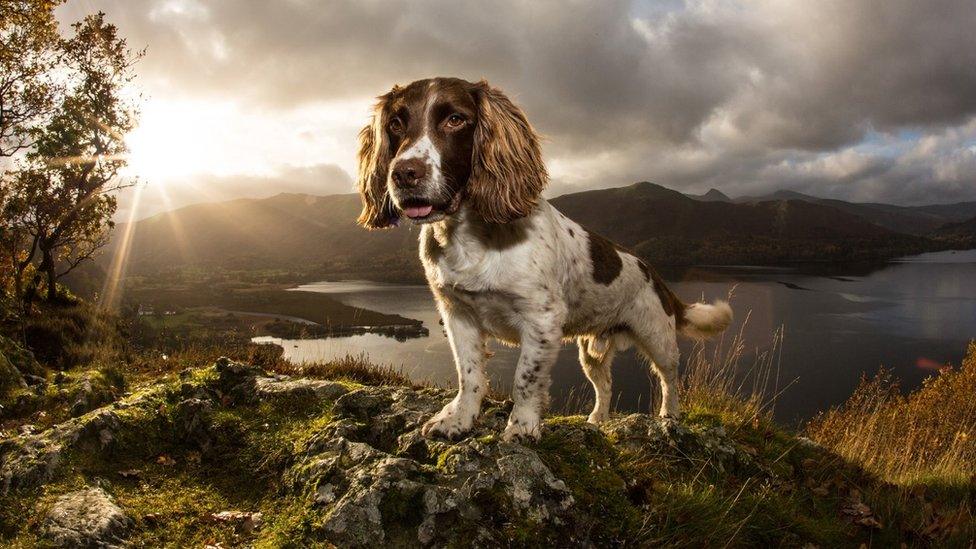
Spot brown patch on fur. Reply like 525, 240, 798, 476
468, 81, 548, 224
585, 228, 622, 285
356, 90, 399, 229
645, 263, 686, 327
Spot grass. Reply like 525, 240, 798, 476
807, 341, 976, 485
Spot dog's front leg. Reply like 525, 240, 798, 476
421, 307, 487, 439
503, 319, 562, 442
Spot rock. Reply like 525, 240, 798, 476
171, 397, 214, 452
23, 374, 47, 387
70, 379, 95, 417
2, 358, 791, 546
40, 487, 131, 548
254, 375, 350, 402
284, 384, 578, 547
0, 335, 43, 378
0, 408, 122, 494
214, 357, 264, 402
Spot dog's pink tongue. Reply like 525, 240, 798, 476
403, 205, 433, 218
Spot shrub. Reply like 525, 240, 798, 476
22, 301, 126, 370
807, 342, 976, 484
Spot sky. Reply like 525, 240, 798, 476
55, 0, 976, 219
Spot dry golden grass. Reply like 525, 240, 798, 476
807, 341, 976, 485
680, 311, 787, 425
272, 352, 426, 389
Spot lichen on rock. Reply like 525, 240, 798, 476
40, 487, 131, 548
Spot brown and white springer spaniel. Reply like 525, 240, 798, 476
357, 77, 732, 441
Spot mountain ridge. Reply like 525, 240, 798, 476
105, 182, 975, 282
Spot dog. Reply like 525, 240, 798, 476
356, 77, 732, 441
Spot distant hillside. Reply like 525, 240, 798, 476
734, 190, 976, 235
686, 188, 731, 202
106, 182, 969, 283
552, 182, 931, 265
107, 193, 423, 281
932, 215, 976, 243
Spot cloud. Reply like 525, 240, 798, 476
58, 0, 976, 205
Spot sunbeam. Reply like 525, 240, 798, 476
99, 182, 143, 309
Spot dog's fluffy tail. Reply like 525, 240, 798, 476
679, 300, 733, 340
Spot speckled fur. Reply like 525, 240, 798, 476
356, 78, 732, 442
417, 201, 731, 441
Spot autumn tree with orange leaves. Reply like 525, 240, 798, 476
1, 2, 141, 305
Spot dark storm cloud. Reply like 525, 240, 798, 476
59, 0, 976, 204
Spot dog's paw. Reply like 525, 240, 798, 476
501, 411, 542, 442
421, 403, 476, 440
586, 411, 609, 425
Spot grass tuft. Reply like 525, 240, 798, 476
807, 341, 976, 485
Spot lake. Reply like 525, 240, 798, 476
253, 249, 976, 424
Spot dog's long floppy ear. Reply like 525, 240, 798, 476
356, 90, 399, 229
468, 80, 548, 224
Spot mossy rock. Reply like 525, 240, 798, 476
2, 358, 973, 547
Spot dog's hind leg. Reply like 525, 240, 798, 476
578, 336, 616, 424
627, 304, 682, 418
635, 332, 681, 418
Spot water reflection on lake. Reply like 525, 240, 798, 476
253, 250, 976, 424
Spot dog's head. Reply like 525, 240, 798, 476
356, 77, 547, 228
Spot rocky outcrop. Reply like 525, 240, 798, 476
40, 487, 131, 548
0, 407, 122, 494
0, 358, 816, 547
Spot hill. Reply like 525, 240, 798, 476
105, 182, 969, 284
734, 190, 976, 235
3, 351, 975, 547
931, 215, 976, 248
108, 192, 422, 281
932, 215, 976, 238
686, 188, 731, 202
551, 182, 932, 265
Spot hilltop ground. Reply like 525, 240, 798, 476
1, 303, 975, 547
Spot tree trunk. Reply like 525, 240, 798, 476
40, 245, 57, 301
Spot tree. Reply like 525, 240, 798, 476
3, 12, 140, 302
1, 0, 61, 308
0, 0, 62, 158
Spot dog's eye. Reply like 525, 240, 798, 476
388, 117, 405, 134
445, 114, 466, 129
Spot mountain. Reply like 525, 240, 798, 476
549, 182, 932, 265
107, 192, 423, 281
685, 188, 731, 202
932, 215, 976, 242
733, 191, 976, 235
106, 181, 963, 284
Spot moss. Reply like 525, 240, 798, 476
4, 357, 976, 547
436, 445, 463, 470
378, 483, 427, 545
534, 417, 641, 544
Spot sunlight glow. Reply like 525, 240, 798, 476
123, 99, 236, 180
122, 96, 370, 183
100, 183, 143, 309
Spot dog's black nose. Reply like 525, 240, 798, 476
392, 158, 427, 187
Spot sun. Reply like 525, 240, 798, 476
123, 99, 222, 181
